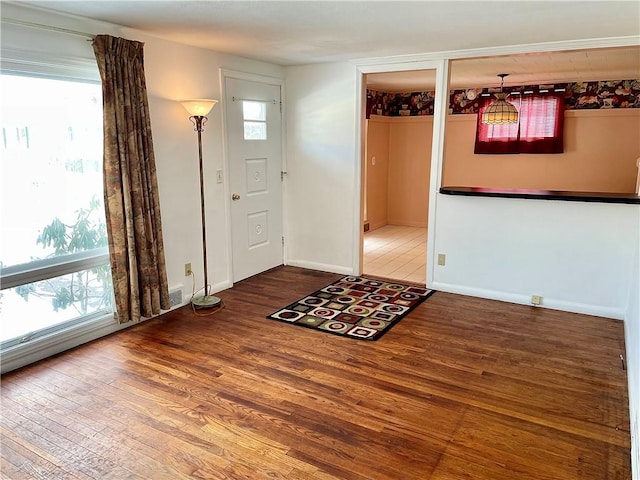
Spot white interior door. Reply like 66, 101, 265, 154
225, 76, 283, 282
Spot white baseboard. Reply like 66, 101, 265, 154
182, 279, 232, 303
633, 415, 639, 480
285, 259, 353, 275
431, 281, 625, 320
624, 310, 640, 480
211, 279, 233, 293
386, 219, 428, 228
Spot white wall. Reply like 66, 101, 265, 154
284, 62, 358, 274
285, 60, 639, 319
432, 195, 639, 319
626, 223, 640, 478
138, 35, 284, 299
1, 3, 283, 371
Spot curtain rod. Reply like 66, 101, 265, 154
2, 17, 95, 40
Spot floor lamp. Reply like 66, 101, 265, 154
181, 99, 221, 309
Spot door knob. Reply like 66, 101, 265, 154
232, 193, 240, 201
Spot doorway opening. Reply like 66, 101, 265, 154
361, 69, 437, 285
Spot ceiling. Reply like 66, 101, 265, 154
10, 1, 640, 91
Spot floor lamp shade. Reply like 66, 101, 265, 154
181, 99, 218, 117
181, 98, 221, 309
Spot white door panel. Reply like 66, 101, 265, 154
225, 77, 283, 282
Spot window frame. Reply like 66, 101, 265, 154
1, 248, 109, 290
0, 52, 116, 365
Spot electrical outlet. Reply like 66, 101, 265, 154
184, 262, 192, 276
437, 253, 446, 266
531, 295, 542, 305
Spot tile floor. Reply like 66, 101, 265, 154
363, 224, 427, 285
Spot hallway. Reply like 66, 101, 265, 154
363, 225, 426, 284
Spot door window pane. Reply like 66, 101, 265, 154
244, 121, 267, 140
242, 101, 266, 121
242, 101, 267, 140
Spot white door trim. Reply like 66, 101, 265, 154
354, 59, 448, 289
220, 69, 286, 285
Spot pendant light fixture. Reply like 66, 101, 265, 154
481, 73, 519, 125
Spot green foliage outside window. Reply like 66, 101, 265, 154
15, 196, 113, 315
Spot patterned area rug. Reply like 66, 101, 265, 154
266, 275, 435, 341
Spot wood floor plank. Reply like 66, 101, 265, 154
441, 407, 626, 479
1, 266, 631, 479
0, 428, 90, 480
4, 389, 192, 480
2, 370, 233, 478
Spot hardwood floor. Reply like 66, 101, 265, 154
1, 266, 630, 479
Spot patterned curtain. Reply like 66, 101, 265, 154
93, 35, 170, 323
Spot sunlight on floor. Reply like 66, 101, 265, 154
363, 225, 426, 285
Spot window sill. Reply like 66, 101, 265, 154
439, 186, 640, 205
0, 312, 120, 373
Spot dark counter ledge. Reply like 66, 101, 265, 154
440, 186, 640, 204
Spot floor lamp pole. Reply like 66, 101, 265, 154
195, 118, 209, 297
181, 98, 221, 310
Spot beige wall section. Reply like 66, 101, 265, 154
365, 116, 433, 229
365, 116, 390, 230
442, 109, 640, 193
387, 117, 433, 227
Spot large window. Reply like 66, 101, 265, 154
0, 73, 113, 348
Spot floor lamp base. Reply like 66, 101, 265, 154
192, 294, 222, 309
